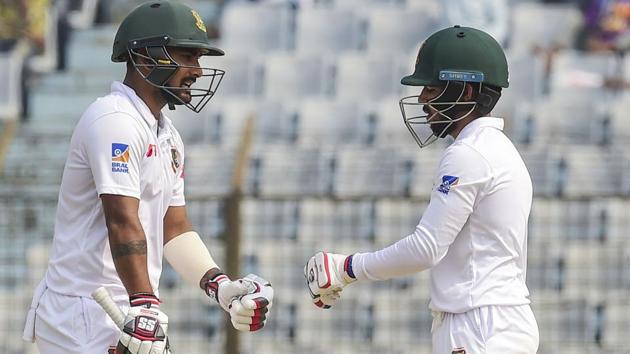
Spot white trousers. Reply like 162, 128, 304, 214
27, 287, 123, 353
431, 305, 539, 354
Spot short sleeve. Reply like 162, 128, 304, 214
82, 113, 146, 199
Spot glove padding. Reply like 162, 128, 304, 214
304, 252, 356, 309
204, 273, 274, 332
117, 294, 170, 354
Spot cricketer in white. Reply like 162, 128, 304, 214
24, 2, 273, 353
305, 26, 539, 354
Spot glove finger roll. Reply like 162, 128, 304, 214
232, 313, 266, 325
240, 296, 269, 310
232, 319, 266, 332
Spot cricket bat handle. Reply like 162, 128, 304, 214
92, 287, 125, 329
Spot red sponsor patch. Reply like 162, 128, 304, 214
146, 144, 157, 157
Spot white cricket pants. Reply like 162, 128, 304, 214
31, 287, 123, 353
431, 304, 539, 354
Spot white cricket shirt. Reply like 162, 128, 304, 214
44, 81, 186, 301
353, 117, 533, 313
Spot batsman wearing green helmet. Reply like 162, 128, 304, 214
23, 2, 273, 353
305, 26, 539, 353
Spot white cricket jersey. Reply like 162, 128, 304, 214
353, 117, 533, 313
44, 81, 186, 302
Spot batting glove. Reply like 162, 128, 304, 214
117, 293, 170, 354
204, 273, 274, 332
304, 252, 356, 309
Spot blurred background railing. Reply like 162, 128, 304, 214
2, 0, 630, 353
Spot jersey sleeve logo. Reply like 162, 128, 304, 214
437, 175, 459, 195
112, 143, 130, 162
112, 143, 130, 173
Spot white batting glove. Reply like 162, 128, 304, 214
229, 274, 274, 331
304, 252, 356, 309
204, 273, 273, 332
117, 294, 170, 354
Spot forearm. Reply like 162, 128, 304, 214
352, 224, 443, 281
108, 225, 153, 294
163, 231, 221, 289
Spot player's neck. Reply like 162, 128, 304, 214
123, 75, 165, 121
450, 114, 481, 139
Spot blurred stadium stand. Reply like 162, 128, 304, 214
2, 0, 630, 353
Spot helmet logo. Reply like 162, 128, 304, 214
191, 10, 207, 33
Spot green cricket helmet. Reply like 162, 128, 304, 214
112, 0, 225, 113
399, 26, 509, 148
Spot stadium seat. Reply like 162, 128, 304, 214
408, 148, 443, 198
219, 2, 292, 54
334, 54, 402, 101
549, 50, 620, 98
298, 199, 376, 247
294, 99, 364, 146
586, 198, 630, 243
562, 241, 624, 299
263, 53, 333, 100
512, 96, 610, 146
601, 296, 630, 350
368, 97, 417, 148
67, 29, 120, 71
375, 199, 427, 247
607, 94, 630, 146
520, 147, 565, 197
558, 145, 622, 198
527, 241, 563, 292
0, 289, 33, 353
245, 146, 327, 197
241, 199, 301, 241
332, 147, 407, 198
205, 55, 262, 98
29, 91, 98, 124
372, 295, 432, 348
183, 144, 235, 197
509, 3, 583, 55
494, 51, 546, 126
184, 199, 224, 241
530, 292, 598, 351
296, 7, 362, 54
191, 99, 283, 146
363, 5, 439, 56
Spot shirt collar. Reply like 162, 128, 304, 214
111, 81, 159, 129
455, 117, 504, 141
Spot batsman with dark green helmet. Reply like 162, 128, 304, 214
399, 25, 509, 148
305, 26, 539, 354
25, 2, 274, 354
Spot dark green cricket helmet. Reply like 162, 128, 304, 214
401, 25, 509, 88
111, 1, 225, 113
399, 26, 509, 149
112, 0, 224, 62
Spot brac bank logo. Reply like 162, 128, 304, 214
112, 143, 130, 173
